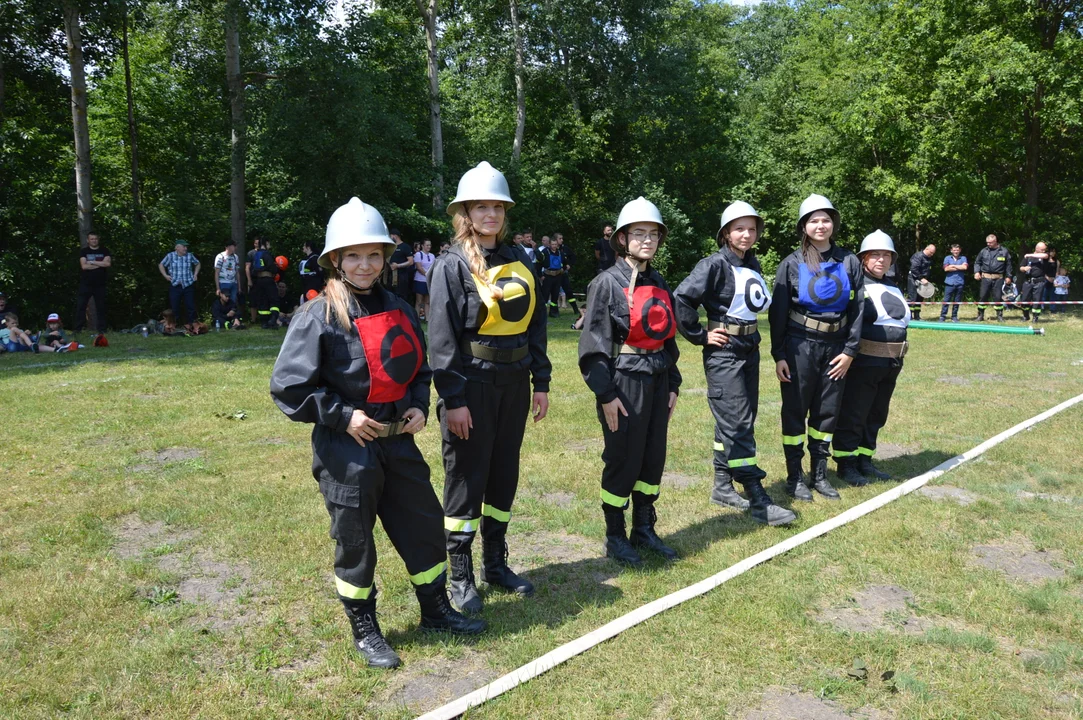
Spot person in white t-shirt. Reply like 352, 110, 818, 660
413, 239, 436, 321
214, 240, 241, 305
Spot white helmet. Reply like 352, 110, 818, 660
717, 201, 763, 244
446, 161, 515, 216
319, 197, 394, 269
796, 194, 840, 235
858, 229, 897, 261
612, 196, 667, 254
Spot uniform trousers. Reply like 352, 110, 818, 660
705, 346, 765, 483
977, 277, 1005, 312
598, 368, 671, 508
779, 335, 847, 468
833, 363, 901, 458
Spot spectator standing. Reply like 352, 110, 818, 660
386, 229, 414, 302
939, 243, 968, 322
74, 230, 112, 335
158, 241, 201, 328
214, 240, 241, 305
972, 233, 1012, 321
413, 239, 436, 321
906, 243, 935, 320
594, 224, 616, 274
439, 240, 451, 256
245, 235, 262, 323
1052, 266, 1070, 313
551, 233, 581, 319
1019, 242, 1054, 322
250, 238, 280, 328
298, 240, 325, 302
1043, 247, 1061, 310
537, 236, 564, 317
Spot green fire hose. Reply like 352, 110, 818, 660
909, 320, 1045, 335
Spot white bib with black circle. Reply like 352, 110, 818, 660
726, 265, 772, 322
865, 283, 910, 328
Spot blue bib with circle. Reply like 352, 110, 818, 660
796, 261, 851, 313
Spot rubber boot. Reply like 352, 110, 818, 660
995, 309, 1004, 322
1022, 308, 1031, 321
836, 457, 869, 487
709, 469, 750, 511
811, 457, 841, 500
482, 539, 535, 597
742, 479, 796, 526
602, 504, 643, 567
416, 574, 487, 635
976, 308, 985, 322
448, 551, 483, 615
629, 500, 679, 561
342, 596, 401, 669
785, 458, 813, 502
858, 455, 892, 481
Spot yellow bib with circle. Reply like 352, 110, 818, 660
474, 261, 536, 336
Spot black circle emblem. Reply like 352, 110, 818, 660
805, 270, 844, 307
641, 297, 674, 341
881, 291, 908, 320
743, 276, 768, 312
380, 326, 420, 385
495, 276, 531, 323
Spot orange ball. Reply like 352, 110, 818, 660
275, 255, 289, 270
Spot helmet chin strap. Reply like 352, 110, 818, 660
334, 257, 374, 294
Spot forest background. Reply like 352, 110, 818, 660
2, 0, 1081, 327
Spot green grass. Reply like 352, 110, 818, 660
2, 314, 1083, 719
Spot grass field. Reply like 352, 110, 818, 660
2, 310, 1083, 719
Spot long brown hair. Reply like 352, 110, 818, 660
799, 211, 835, 273
452, 202, 508, 299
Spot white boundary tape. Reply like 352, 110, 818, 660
417, 391, 1083, 720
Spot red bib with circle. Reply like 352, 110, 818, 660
352, 309, 423, 403
626, 286, 676, 351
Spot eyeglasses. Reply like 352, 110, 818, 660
628, 230, 661, 242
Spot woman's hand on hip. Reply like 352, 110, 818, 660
706, 328, 730, 347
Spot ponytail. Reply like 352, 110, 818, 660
452, 204, 507, 299
800, 234, 822, 274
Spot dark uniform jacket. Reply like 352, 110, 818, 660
909, 251, 933, 281
1021, 254, 1054, 282
579, 260, 682, 404
769, 243, 864, 360
298, 252, 324, 294
854, 272, 909, 368
973, 246, 1012, 276
674, 245, 768, 356
427, 242, 551, 409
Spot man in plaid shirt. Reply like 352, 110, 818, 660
159, 240, 202, 327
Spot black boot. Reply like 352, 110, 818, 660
448, 551, 483, 615
742, 479, 796, 526
858, 455, 892, 481
709, 469, 750, 511
482, 539, 535, 597
342, 597, 401, 669
629, 501, 678, 561
811, 457, 841, 500
602, 505, 643, 567
836, 457, 869, 487
785, 459, 814, 502
1022, 308, 1031, 321
416, 575, 487, 635
976, 308, 985, 322
995, 309, 1004, 322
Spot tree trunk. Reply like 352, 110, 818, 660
62, 0, 94, 247
225, 1, 246, 250
122, 6, 143, 224
417, 0, 444, 208
0, 48, 6, 117
510, 0, 526, 165
1022, 1, 1070, 213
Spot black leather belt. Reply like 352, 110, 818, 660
789, 310, 843, 333
460, 339, 529, 363
707, 320, 758, 336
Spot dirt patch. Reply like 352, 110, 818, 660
1018, 491, 1074, 504
937, 376, 971, 386
539, 491, 577, 509
375, 649, 497, 714
113, 513, 197, 560
662, 472, 702, 490
129, 464, 157, 474
743, 687, 891, 720
918, 485, 978, 505
875, 443, 916, 460
814, 584, 930, 635
970, 537, 1067, 584
971, 373, 1003, 382
270, 649, 326, 680
515, 531, 598, 567
564, 438, 602, 453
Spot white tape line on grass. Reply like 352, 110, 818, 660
12, 344, 281, 370
417, 391, 1083, 720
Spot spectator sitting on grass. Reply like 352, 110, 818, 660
39, 313, 80, 352
274, 282, 296, 327
0, 292, 15, 326
1, 313, 38, 352
1001, 276, 1019, 313
160, 310, 188, 337
212, 289, 244, 330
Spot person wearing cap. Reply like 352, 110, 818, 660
271, 198, 485, 670
833, 231, 910, 485
675, 202, 795, 527
428, 161, 551, 615
579, 197, 682, 566
906, 244, 936, 320
158, 240, 201, 328
769, 194, 863, 502
972, 233, 1012, 321
39, 313, 80, 352
75, 230, 112, 336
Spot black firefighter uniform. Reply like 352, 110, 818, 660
674, 245, 770, 483
269, 287, 446, 605
579, 260, 682, 509
426, 243, 552, 553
